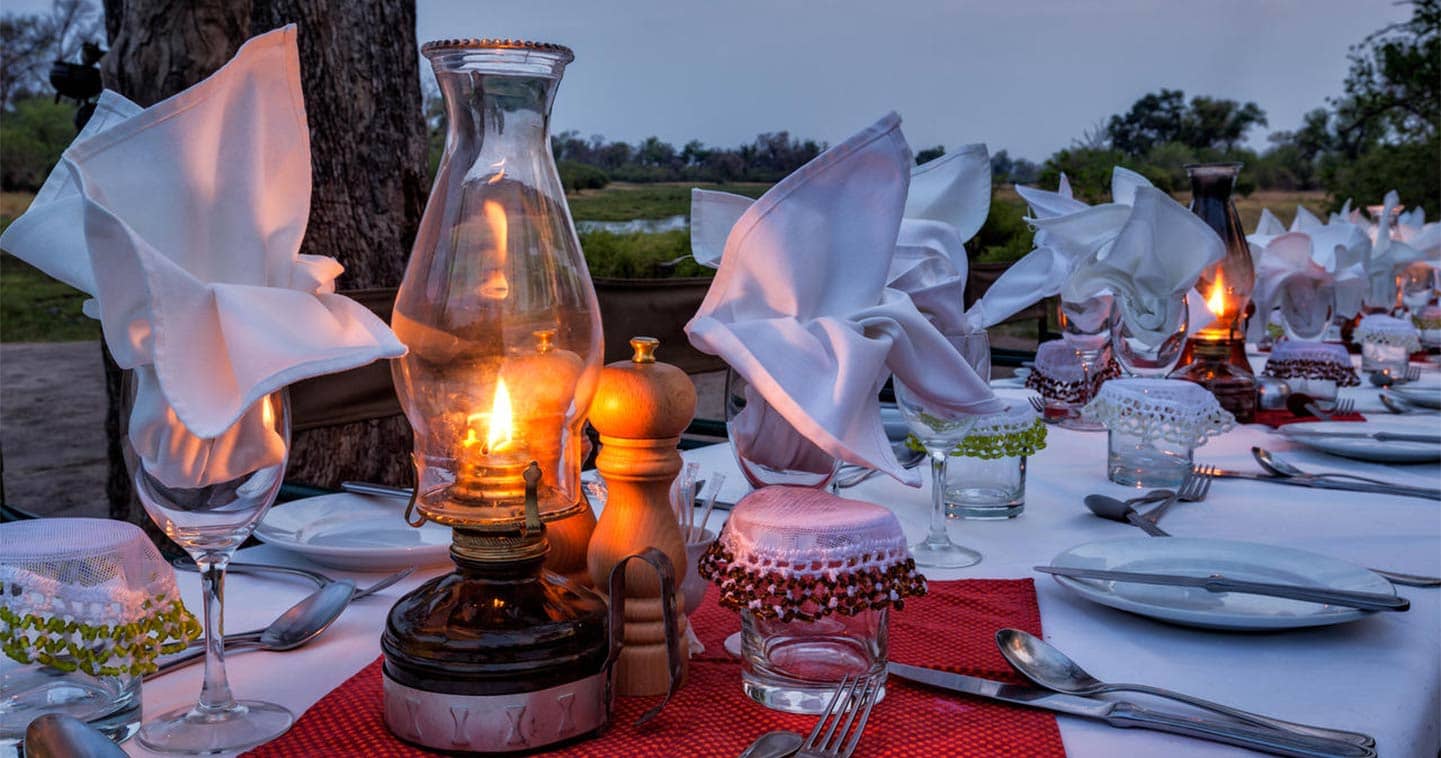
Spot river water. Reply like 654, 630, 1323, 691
575, 215, 688, 234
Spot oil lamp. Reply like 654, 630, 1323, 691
1172, 163, 1257, 422
381, 38, 612, 752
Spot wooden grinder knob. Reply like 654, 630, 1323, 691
587, 336, 696, 696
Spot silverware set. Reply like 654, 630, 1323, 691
1190, 447, 1441, 501
737, 675, 883, 758
1302, 397, 1355, 420
150, 562, 415, 678
888, 660, 1374, 757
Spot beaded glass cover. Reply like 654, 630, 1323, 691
1262, 340, 1360, 386
1355, 314, 1421, 351
1083, 377, 1235, 447
698, 487, 925, 622
1026, 339, 1122, 403
0, 518, 198, 676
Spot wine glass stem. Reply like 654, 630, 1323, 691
195, 552, 238, 712
927, 450, 950, 543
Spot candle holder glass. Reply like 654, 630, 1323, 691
1086, 378, 1235, 489
382, 39, 614, 753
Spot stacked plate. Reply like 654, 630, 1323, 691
254, 493, 452, 570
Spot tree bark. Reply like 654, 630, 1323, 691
99, 0, 427, 530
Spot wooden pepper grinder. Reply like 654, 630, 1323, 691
587, 336, 696, 696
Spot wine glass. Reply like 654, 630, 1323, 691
891, 336, 985, 569
1112, 292, 1188, 377
1278, 283, 1335, 341
725, 369, 839, 489
128, 383, 293, 754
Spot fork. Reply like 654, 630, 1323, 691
172, 559, 413, 601
795, 675, 882, 758
1140, 473, 1211, 527
1405, 365, 1422, 382
1303, 397, 1355, 420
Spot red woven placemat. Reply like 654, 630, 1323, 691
1253, 409, 1366, 427
246, 579, 1063, 757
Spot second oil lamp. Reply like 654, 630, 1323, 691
1172, 162, 1257, 422
381, 38, 610, 752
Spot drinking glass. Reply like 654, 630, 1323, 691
725, 369, 839, 489
1112, 292, 1188, 377
1060, 295, 1117, 397
129, 388, 293, 754
892, 348, 983, 569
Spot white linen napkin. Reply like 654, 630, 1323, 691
1246, 207, 1370, 332
1024, 169, 1220, 343
1043, 186, 1224, 345
0, 27, 405, 488
685, 113, 1000, 486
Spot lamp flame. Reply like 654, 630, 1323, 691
462, 378, 515, 454
1206, 270, 1227, 316
486, 159, 506, 185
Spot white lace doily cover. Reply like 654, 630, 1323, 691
718, 486, 910, 580
1355, 314, 1421, 351
1268, 340, 1353, 370
969, 399, 1040, 439
1033, 339, 1088, 383
1083, 378, 1235, 447
0, 518, 180, 627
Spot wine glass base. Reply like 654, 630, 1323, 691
137, 700, 293, 755
910, 539, 982, 569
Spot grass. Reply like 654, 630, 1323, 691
566, 182, 771, 221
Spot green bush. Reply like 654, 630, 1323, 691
0, 97, 75, 191
1325, 137, 1441, 213
580, 229, 713, 279
557, 160, 609, 192
970, 199, 1034, 264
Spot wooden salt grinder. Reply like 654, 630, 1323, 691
587, 336, 696, 696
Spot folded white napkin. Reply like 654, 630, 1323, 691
694, 143, 992, 333
0, 27, 405, 488
1365, 191, 1439, 308
1246, 207, 1370, 332
685, 113, 1000, 486
1024, 169, 1220, 344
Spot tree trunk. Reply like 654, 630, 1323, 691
99, 0, 426, 531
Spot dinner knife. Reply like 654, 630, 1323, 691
887, 663, 1375, 758
1034, 566, 1409, 612
1197, 468, 1441, 500
1280, 429, 1441, 444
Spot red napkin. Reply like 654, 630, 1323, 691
1253, 409, 1366, 427
245, 579, 1064, 758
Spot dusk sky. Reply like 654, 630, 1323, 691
10, 0, 1414, 163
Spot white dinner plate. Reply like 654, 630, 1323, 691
1389, 374, 1441, 409
254, 492, 453, 571
1278, 418, 1441, 463
1046, 538, 1393, 631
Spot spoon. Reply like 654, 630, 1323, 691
1379, 391, 1437, 415
996, 629, 1376, 749
1082, 493, 1172, 536
24, 714, 128, 758
737, 730, 804, 758
148, 579, 355, 677
1252, 447, 1424, 489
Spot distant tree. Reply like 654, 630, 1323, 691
0, 96, 73, 189
1325, 0, 1439, 209
915, 144, 945, 164
0, 0, 102, 109
1106, 89, 1266, 154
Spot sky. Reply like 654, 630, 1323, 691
8, 0, 1414, 162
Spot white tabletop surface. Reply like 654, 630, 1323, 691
129, 361, 1441, 757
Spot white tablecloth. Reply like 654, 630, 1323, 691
129, 366, 1441, 757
